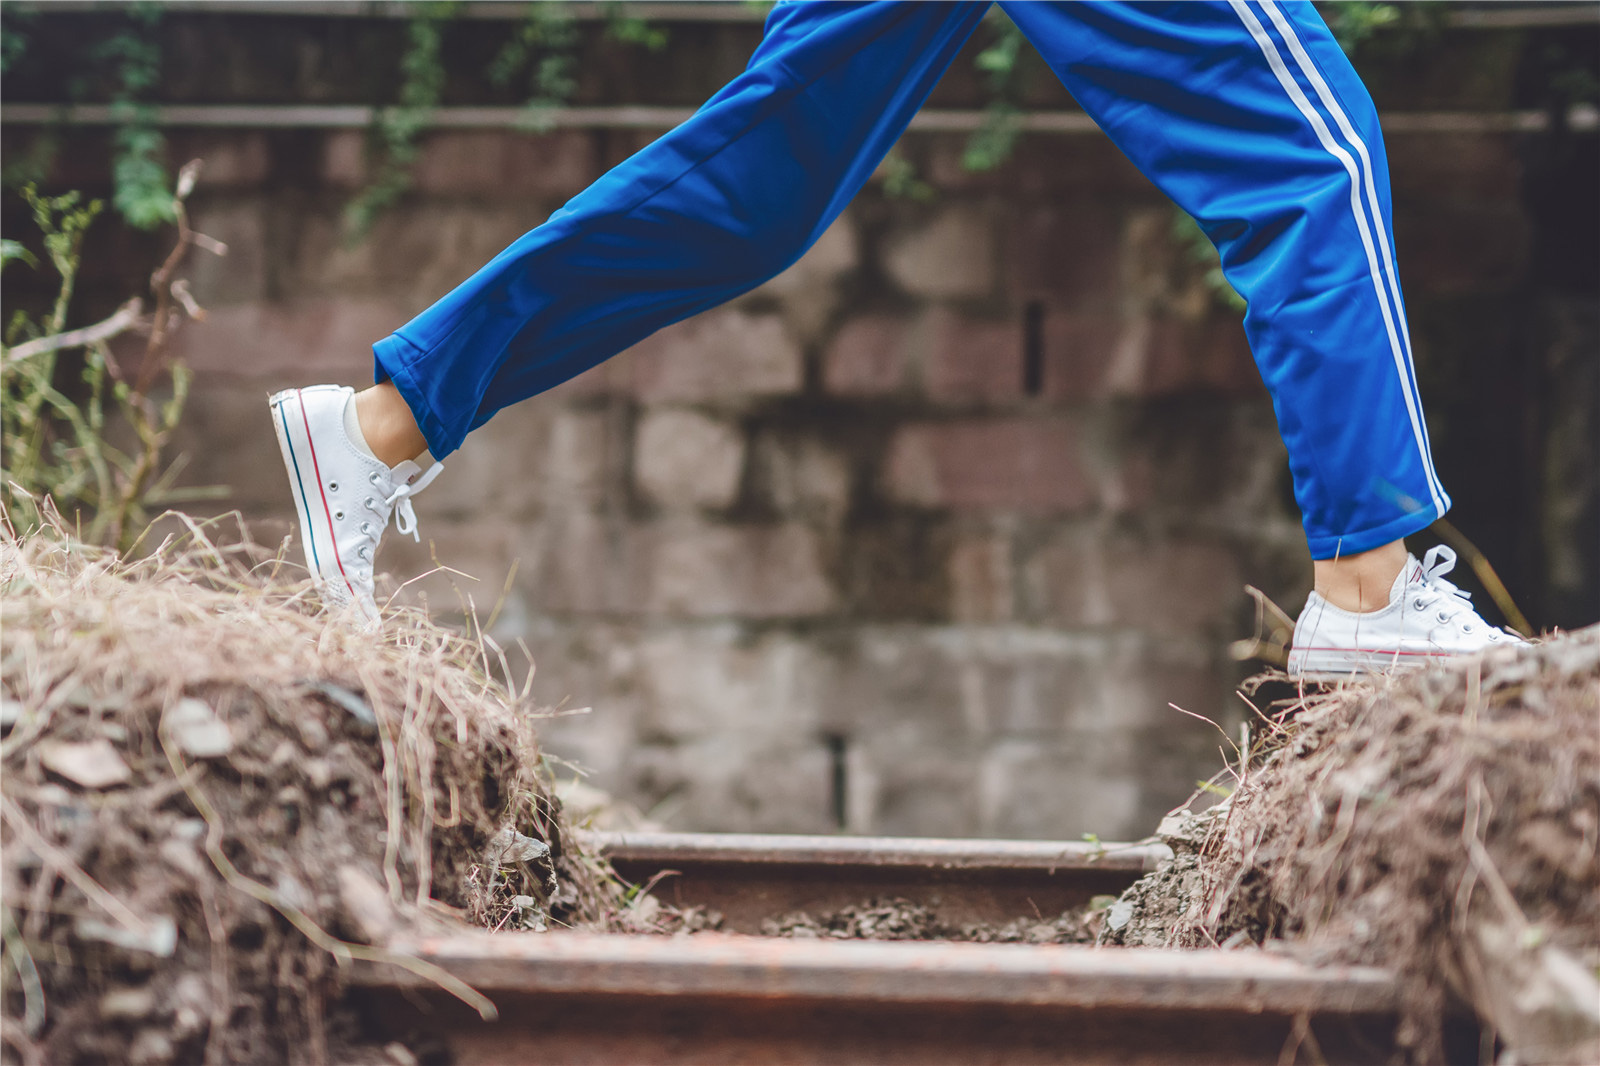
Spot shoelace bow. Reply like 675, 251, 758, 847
1413, 545, 1478, 627
382, 461, 444, 542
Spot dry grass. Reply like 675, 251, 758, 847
1173, 630, 1600, 1064
0, 507, 628, 1065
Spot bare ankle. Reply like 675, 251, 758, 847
354, 383, 428, 467
1313, 540, 1408, 613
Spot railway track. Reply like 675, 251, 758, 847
589, 829, 1171, 931
349, 831, 1411, 1064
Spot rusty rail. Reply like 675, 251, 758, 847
350, 931, 1403, 1064
585, 829, 1171, 931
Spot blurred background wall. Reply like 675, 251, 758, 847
3, 1, 1596, 840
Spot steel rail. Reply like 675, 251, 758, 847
10, 1, 1598, 29
581, 830, 1168, 932
3, 102, 1597, 135
348, 932, 1406, 1064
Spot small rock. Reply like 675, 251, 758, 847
1106, 899, 1135, 932
128, 1028, 174, 1066
170, 819, 207, 840
33, 783, 74, 807
511, 895, 539, 910
296, 714, 330, 752
309, 681, 377, 728
385, 1044, 419, 1066
486, 827, 551, 866
304, 758, 333, 790
169, 973, 211, 1038
75, 915, 178, 958
267, 739, 298, 769
40, 738, 131, 789
336, 866, 396, 944
159, 836, 207, 881
100, 986, 158, 1020
163, 698, 232, 758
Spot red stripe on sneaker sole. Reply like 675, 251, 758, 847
295, 388, 358, 604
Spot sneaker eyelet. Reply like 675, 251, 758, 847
328, 481, 339, 492
1437, 610, 1450, 623
1413, 599, 1427, 611
369, 471, 381, 485
360, 522, 372, 535
357, 547, 370, 561
334, 510, 344, 520
1463, 623, 1474, 633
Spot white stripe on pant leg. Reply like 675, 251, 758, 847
1226, 0, 1447, 519
1259, 0, 1448, 510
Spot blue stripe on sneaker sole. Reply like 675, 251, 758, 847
275, 399, 323, 575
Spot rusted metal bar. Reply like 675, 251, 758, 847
349, 932, 1405, 1064
13, 1, 1599, 29
584, 830, 1169, 931
4, 102, 1597, 134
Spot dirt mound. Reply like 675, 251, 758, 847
1104, 628, 1600, 1064
760, 898, 1103, 944
0, 515, 627, 1064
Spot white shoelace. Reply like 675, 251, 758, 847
1410, 545, 1496, 637
385, 462, 444, 541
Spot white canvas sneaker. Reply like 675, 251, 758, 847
1288, 545, 1523, 678
269, 385, 442, 624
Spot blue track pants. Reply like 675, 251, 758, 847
373, 0, 1449, 559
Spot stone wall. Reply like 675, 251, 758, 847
4, 7, 1594, 840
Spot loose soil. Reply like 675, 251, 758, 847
1098, 627, 1600, 1064
0, 518, 630, 1065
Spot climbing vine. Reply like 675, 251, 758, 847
345, 1, 670, 235
343, 1, 456, 239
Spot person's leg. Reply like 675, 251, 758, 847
275, 0, 991, 619
1001, 0, 1517, 669
374, 0, 990, 461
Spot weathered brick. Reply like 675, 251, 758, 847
639, 520, 836, 618
822, 315, 913, 397
520, 510, 636, 616
411, 130, 596, 199
883, 205, 996, 299
322, 130, 367, 189
977, 737, 1145, 839
1021, 529, 1245, 639
948, 530, 1014, 623
922, 307, 1025, 405
631, 628, 823, 738
1140, 316, 1263, 397
413, 402, 554, 518
184, 202, 268, 306
607, 311, 804, 404
750, 433, 853, 522
378, 515, 522, 616
624, 736, 836, 834
884, 417, 1093, 513
1007, 204, 1122, 309
295, 204, 534, 310
634, 408, 745, 509
1394, 208, 1530, 296
744, 213, 858, 343
166, 299, 400, 382
1388, 133, 1522, 203
169, 131, 271, 189
162, 380, 286, 513
1040, 313, 1120, 401
752, 213, 858, 298
545, 405, 618, 508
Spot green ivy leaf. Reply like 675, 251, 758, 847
0, 239, 37, 272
